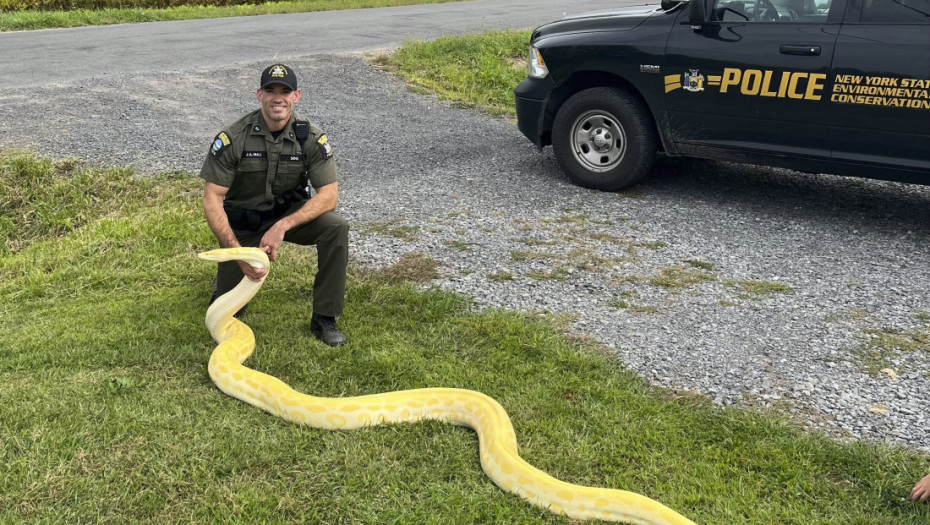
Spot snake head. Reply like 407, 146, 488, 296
198, 247, 269, 270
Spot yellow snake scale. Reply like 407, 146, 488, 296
200, 247, 697, 524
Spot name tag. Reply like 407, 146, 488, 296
242, 151, 266, 158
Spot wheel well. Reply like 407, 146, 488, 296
542, 72, 663, 152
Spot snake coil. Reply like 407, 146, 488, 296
199, 247, 697, 524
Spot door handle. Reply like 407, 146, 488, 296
780, 44, 821, 56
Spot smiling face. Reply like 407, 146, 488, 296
257, 84, 301, 132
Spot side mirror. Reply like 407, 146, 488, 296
689, 0, 708, 29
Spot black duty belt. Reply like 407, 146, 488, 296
224, 190, 306, 232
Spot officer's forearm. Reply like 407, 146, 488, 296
203, 191, 240, 248
277, 183, 338, 232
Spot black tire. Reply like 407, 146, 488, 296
551, 87, 657, 191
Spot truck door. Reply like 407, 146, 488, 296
828, 0, 930, 173
663, 0, 844, 158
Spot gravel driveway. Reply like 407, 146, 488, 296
2, 54, 928, 452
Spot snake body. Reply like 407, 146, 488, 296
199, 247, 697, 524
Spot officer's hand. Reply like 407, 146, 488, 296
238, 260, 268, 282
912, 474, 930, 502
260, 226, 286, 263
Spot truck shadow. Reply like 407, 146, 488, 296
642, 156, 930, 236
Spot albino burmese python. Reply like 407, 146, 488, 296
199, 247, 697, 524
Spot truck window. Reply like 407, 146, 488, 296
712, 0, 832, 21
859, 0, 930, 22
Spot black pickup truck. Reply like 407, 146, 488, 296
514, 0, 930, 190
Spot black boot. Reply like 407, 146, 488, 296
310, 313, 346, 347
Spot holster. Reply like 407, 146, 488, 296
224, 191, 308, 232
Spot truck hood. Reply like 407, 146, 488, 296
534, 4, 661, 38
562, 5, 664, 21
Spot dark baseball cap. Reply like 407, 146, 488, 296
260, 64, 298, 90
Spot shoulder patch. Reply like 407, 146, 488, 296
211, 132, 231, 156
317, 134, 333, 159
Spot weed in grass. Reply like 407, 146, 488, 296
735, 279, 793, 297
487, 272, 513, 282
444, 240, 473, 252
556, 214, 589, 226
849, 326, 929, 376
585, 232, 624, 244
825, 307, 872, 323
594, 236, 667, 255
376, 252, 440, 282
649, 266, 716, 290
359, 220, 420, 241
565, 248, 618, 273
407, 85, 432, 96
526, 267, 570, 282
612, 274, 646, 286
685, 259, 715, 271
852, 347, 897, 377
872, 327, 926, 360
510, 250, 549, 262
608, 294, 654, 313
507, 56, 527, 71
635, 240, 668, 251
518, 237, 557, 247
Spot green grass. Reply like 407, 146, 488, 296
3, 160, 930, 521
0, 0, 466, 31
650, 266, 717, 290
359, 220, 420, 241
736, 279, 793, 296
375, 30, 532, 117
852, 323, 930, 376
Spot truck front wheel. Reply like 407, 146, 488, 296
551, 87, 657, 191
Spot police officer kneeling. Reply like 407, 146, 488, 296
200, 63, 349, 347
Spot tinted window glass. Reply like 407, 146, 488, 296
712, 0, 832, 21
860, 0, 930, 22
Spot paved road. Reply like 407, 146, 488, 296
0, 0, 623, 88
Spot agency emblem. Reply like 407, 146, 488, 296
317, 135, 333, 159
683, 69, 705, 92
211, 132, 231, 156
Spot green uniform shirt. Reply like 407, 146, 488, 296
199, 110, 337, 212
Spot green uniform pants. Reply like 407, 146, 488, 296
213, 209, 348, 317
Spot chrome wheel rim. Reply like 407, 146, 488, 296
569, 110, 627, 173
